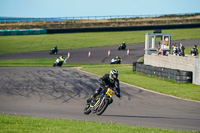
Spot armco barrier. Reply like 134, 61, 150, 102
0, 29, 46, 36
133, 62, 193, 83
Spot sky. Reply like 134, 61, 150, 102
0, 0, 200, 18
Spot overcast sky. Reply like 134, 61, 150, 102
0, 0, 200, 18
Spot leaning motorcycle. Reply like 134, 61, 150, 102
110, 58, 122, 64
84, 88, 116, 116
53, 59, 63, 67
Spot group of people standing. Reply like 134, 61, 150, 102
171, 43, 185, 56
157, 43, 198, 56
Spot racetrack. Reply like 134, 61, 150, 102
0, 39, 200, 131
0, 67, 200, 131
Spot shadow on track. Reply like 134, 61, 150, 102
102, 114, 200, 121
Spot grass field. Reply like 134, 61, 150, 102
0, 28, 200, 54
0, 114, 198, 133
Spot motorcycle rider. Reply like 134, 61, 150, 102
59, 55, 64, 61
118, 41, 126, 50
115, 56, 121, 64
122, 41, 126, 48
110, 56, 122, 64
87, 69, 121, 105
54, 55, 64, 67
51, 45, 58, 53
191, 45, 198, 56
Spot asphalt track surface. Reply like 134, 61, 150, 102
0, 39, 200, 131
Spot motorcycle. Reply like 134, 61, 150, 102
118, 44, 126, 50
50, 46, 58, 55
53, 58, 63, 67
110, 58, 122, 64
84, 87, 116, 116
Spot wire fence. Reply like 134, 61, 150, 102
0, 12, 200, 29
1, 12, 199, 22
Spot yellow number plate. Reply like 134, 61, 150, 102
106, 88, 115, 97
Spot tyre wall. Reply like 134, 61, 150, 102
133, 62, 193, 83
144, 54, 200, 85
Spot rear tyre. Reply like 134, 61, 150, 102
96, 99, 109, 116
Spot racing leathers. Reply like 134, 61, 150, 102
87, 74, 121, 104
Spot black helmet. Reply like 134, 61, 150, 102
110, 69, 119, 80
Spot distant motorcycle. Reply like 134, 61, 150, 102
118, 42, 126, 50
110, 56, 122, 64
50, 46, 58, 55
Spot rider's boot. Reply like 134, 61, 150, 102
87, 94, 95, 104
87, 88, 101, 104
108, 98, 113, 105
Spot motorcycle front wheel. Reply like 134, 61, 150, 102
96, 99, 109, 116
84, 104, 91, 115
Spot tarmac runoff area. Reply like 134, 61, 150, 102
0, 39, 200, 131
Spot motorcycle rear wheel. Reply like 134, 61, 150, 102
96, 99, 109, 116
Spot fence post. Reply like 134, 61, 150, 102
194, 57, 199, 85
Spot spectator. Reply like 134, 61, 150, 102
172, 44, 179, 56
156, 43, 162, 55
191, 45, 198, 56
179, 43, 185, 56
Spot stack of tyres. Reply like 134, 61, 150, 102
161, 68, 169, 79
144, 65, 153, 75
133, 62, 193, 83
135, 62, 144, 73
174, 70, 192, 83
155, 67, 162, 77
165, 68, 172, 80
170, 69, 179, 81
133, 62, 136, 71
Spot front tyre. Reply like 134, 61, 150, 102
84, 104, 91, 115
96, 99, 109, 116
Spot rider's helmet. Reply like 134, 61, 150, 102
109, 69, 119, 80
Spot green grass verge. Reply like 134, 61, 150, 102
0, 28, 200, 54
0, 114, 198, 133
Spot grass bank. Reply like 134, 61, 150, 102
0, 114, 197, 133
0, 28, 200, 54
